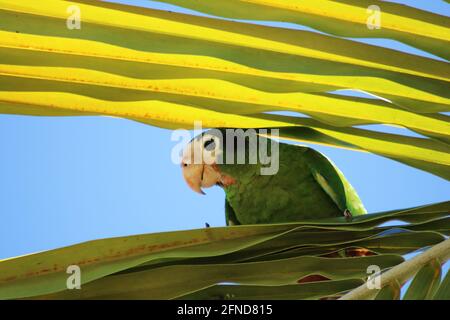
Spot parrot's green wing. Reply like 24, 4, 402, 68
303, 148, 367, 216
225, 198, 241, 226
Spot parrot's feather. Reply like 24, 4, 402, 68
225, 198, 240, 226
304, 148, 367, 216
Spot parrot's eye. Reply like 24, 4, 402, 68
204, 138, 216, 151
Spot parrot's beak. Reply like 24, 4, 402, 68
182, 163, 206, 195
181, 136, 223, 195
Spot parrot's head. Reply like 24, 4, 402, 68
181, 130, 227, 195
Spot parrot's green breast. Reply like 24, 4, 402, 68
218, 142, 366, 225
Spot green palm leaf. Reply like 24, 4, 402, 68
0, 202, 448, 299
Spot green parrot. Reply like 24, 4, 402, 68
181, 129, 366, 226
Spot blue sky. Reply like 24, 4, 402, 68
0, 0, 449, 268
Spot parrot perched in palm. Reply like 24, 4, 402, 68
181, 129, 366, 226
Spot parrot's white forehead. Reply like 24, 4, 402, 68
191, 130, 223, 143
182, 130, 223, 164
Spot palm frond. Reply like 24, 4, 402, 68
0, 0, 448, 179
0, 202, 448, 299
